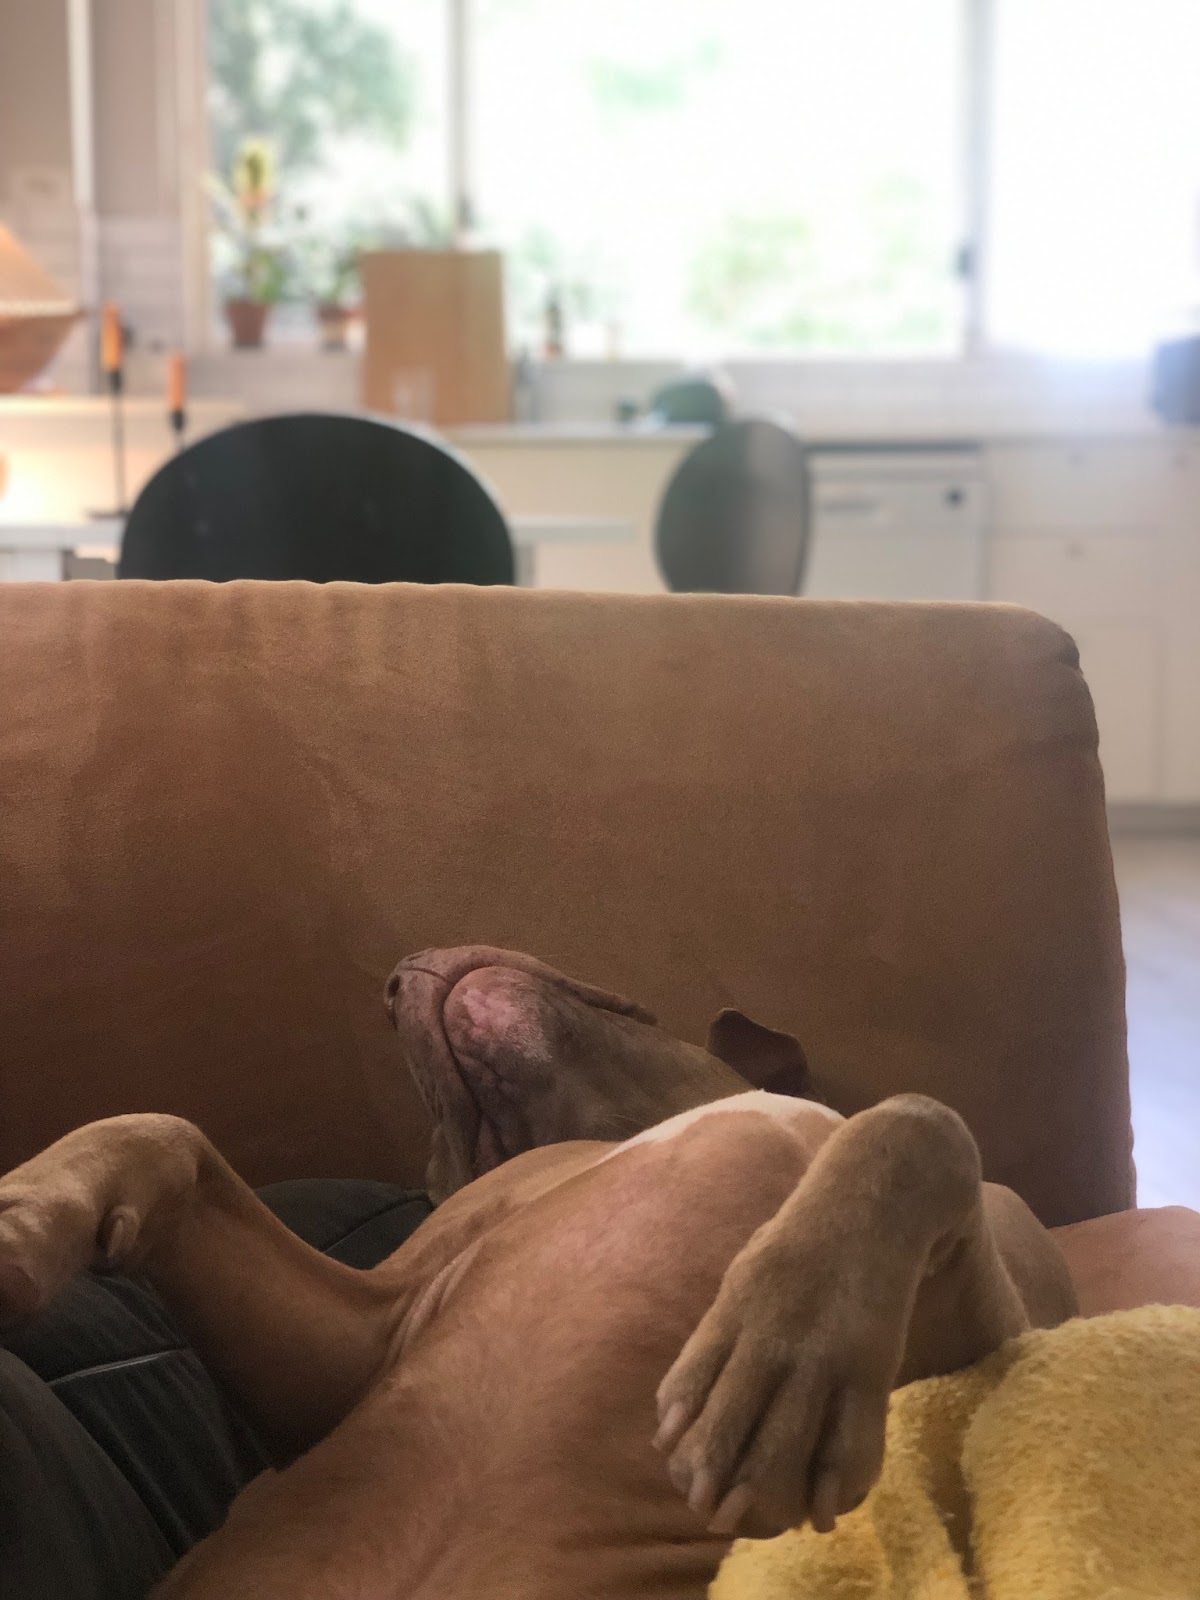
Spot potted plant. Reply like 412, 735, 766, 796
302, 237, 362, 352
208, 138, 289, 349
298, 204, 452, 353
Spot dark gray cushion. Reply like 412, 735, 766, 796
0, 1179, 430, 1590
0, 1348, 174, 1599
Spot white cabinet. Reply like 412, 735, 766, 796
1164, 625, 1200, 801
987, 534, 1162, 621
985, 438, 1200, 804
457, 436, 694, 595
806, 451, 986, 601
987, 441, 1177, 531
1162, 447, 1200, 801
1069, 621, 1162, 801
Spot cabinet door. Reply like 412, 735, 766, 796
805, 534, 983, 600
1071, 621, 1161, 802
987, 442, 1175, 532
1163, 625, 1200, 801
986, 541, 1162, 802
1162, 446, 1200, 800
985, 440, 1191, 804
987, 534, 1162, 619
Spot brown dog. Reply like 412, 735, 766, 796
0, 946, 1076, 1599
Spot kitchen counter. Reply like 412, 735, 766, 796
448, 414, 1195, 448
447, 422, 709, 447
4, 394, 1189, 450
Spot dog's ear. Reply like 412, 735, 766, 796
706, 1009, 811, 1098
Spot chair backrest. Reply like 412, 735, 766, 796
655, 418, 810, 594
117, 412, 514, 584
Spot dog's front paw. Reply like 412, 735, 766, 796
0, 1115, 203, 1323
653, 1223, 901, 1539
0, 1183, 107, 1322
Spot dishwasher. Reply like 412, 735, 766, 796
803, 446, 987, 601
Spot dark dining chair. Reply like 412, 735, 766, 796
118, 412, 514, 584
654, 418, 810, 595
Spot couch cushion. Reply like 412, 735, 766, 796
1, 1179, 430, 1558
1, 1270, 266, 1558
0, 1347, 174, 1599
1052, 1206, 1200, 1315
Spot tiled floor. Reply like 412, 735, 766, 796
1113, 836, 1200, 1210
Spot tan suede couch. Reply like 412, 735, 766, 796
1, 581, 1198, 1314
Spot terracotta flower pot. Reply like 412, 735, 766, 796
225, 298, 271, 350
316, 302, 356, 352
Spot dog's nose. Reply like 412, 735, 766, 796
385, 947, 538, 1030
384, 952, 453, 1028
384, 961, 435, 1026
384, 970, 402, 1026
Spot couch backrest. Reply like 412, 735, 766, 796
0, 582, 1131, 1225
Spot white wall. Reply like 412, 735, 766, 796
90, 0, 191, 351
0, 2, 73, 180
0, 0, 89, 387
0, 0, 193, 391
92, 0, 174, 215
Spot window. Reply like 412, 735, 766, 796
206, 0, 450, 319
205, 1, 1200, 358
987, 0, 1200, 356
471, 0, 967, 357
206, 0, 967, 354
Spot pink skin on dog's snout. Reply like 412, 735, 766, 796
440, 968, 558, 1167
393, 960, 564, 1180
448, 976, 533, 1049
442, 967, 554, 1084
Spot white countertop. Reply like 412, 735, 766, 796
449, 403, 1200, 446
4, 395, 1190, 446
447, 414, 1193, 447
0, 396, 244, 422
447, 422, 710, 447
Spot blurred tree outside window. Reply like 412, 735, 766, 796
471, 0, 965, 357
207, 0, 450, 315
207, 1, 1200, 357
206, 0, 965, 353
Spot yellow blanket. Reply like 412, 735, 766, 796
713, 1305, 1200, 1600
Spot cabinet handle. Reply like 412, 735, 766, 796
815, 496, 883, 516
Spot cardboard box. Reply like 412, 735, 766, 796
361, 249, 511, 425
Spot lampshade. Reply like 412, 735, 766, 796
0, 224, 80, 393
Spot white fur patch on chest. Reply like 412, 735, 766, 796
600, 1089, 842, 1162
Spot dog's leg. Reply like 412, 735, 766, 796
0, 1116, 399, 1459
653, 1093, 1077, 1540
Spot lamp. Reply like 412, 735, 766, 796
0, 224, 80, 392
